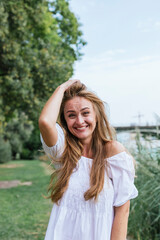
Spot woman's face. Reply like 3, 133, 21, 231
64, 96, 97, 144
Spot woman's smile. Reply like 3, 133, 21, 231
74, 125, 88, 130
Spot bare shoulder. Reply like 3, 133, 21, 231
106, 140, 126, 158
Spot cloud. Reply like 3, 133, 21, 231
74, 53, 160, 87
77, 49, 126, 68
137, 19, 160, 32
155, 21, 160, 27
75, 51, 159, 74
73, 53, 160, 125
102, 49, 126, 56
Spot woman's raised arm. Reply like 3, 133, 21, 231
38, 79, 78, 147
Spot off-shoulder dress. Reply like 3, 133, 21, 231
40, 123, 138, 240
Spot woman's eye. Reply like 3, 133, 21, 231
68, 114, 76, 118
83, 112, 89, 115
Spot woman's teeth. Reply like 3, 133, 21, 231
76, 126, 86, 130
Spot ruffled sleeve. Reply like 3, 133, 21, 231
107, 151, 138, 207
40, 123, 65, 162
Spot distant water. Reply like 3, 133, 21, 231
117, 131, 160, 151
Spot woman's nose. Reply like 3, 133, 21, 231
76, 115, 84, 124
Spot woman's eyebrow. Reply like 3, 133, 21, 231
66, 107, 90, 113
81, 107, 90, 111
66, 110, 76, 113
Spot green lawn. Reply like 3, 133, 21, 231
0, 160, 53, 240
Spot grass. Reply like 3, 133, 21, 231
0, 160, 53, 240
128, 133, 160, 240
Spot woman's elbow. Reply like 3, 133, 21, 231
38, 117, 51, 130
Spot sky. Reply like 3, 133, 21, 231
70, 0, 160, 126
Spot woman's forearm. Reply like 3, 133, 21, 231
38, 85, 66, 146
111, 201, 130, 240
39, 85, 65, 126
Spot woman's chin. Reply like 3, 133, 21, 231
76, 134, 92, 142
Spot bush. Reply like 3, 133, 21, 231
21, 125, 42, 159
128, 135, 160, 240
4, 111, 34, 159
0, 136, 12, 163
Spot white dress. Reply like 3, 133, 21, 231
40, 124, 138, 240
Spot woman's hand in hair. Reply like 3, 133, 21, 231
60, 79, 80, 91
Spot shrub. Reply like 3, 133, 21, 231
0, 136, 12, 163
128, 135, 160, 240
21, 125, 42, 159
4, 111, 34, 159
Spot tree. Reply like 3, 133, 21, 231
0, 0, 86, 158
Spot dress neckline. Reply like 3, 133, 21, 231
81, 151, 126, 161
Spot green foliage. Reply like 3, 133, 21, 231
128, 137, 160, 240
4, 111, 34, 159
21, 124, 42, 159
0, 136, 12, 163
0, 0, 86, 158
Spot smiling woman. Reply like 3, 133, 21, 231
38, 79, 138, 240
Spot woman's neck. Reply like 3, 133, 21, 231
81, 141, 93, 159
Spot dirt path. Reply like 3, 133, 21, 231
0, 180, 32, 189
0, 161, 51, 189
0, 163, 24, 168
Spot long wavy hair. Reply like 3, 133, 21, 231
48, 82, 116, 204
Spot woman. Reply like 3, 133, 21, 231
39, 79, 138, 240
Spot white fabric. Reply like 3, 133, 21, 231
40, 123, 65, 159
40, 123, 64, 169
40, 123, 138, 240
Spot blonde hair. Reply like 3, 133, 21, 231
48, 82, 116, 204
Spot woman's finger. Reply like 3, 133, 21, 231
63, 79, 80, 90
